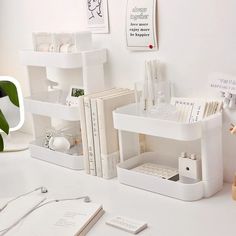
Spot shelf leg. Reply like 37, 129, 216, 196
27, 66, 48, 94
118, 130, 139, 162
201, 115, 223, 197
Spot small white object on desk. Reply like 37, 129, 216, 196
106, 216, 147, 235
179, 153, 202, 181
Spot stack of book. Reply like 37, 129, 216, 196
171, 97, 223, 123
79, 88, 135, 179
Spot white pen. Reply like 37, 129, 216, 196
146, 61, 155, 106
143, 61, 148, 111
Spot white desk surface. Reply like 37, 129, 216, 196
0, 150, 236, 236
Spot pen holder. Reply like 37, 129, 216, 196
134, 80, 171, 113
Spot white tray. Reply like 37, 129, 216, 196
19, 49, 107, 68
113, 103, 222, 141
24, 90, 80, 121
117, 152, 204, 201
29, 138, 84, 170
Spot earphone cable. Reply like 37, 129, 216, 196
0, 187, 43, 213
0, 195, 90, 236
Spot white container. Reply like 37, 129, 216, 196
24, 90, 80, 121
117, 152, 204, 201
30, 138, 84, 170
113, 103, 223, 201
113, 103, 222, 141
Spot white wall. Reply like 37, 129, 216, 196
1, 0, 236, 182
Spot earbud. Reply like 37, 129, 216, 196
84, 196, 91, 203
40, 187, 48, 193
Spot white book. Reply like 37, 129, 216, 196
84, 89, 127, 176
171, 97, 207, 123
79, 96, 90, 174
90, 89, 130, 177
97, 91, 135, 179
3, 197, 104, 236
80, 90, 116, 175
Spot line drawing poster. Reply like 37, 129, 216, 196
126, 0, 158, 51
86, 0, 109, 34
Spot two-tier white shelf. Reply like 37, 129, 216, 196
20, 49, 107, 170
113, 103, 223, 201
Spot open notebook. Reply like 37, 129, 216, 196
0, 195, 104, 236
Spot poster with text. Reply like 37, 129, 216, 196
126, 0, 157, 51
86, 0, 109, 34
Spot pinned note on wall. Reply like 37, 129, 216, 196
209, 73, 236, 94
126, 0, 158, 51
85, 0, 109, 34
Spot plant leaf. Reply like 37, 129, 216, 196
0, 81, 19, 107
0, 109, 9, 134
0, 134, 3, 151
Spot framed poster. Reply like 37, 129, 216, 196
85, 0, 109, 34
126, 0, 158, 51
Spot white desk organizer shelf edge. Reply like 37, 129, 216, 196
19, 49, 107, 68
30, 138, 84, 170
113, 103, 222, 141
24, 90, 80, 121
117, 152, 204, 201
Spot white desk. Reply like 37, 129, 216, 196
0, 150, 235, 236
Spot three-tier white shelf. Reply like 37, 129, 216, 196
113, 103, 223, 201
20, 49, 107, 170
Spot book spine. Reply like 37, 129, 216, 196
91, 98, 103, 177
97, 99, 109, 178
84, 97, 96, 176
78, 96, 90, 174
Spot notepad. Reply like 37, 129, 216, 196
0, 196, 104, 236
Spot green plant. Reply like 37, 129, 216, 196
0, 81, 19, 151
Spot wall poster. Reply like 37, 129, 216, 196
85, 0, 109, 33
126, 0, 158, 51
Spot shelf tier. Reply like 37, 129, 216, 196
117, 152, 204, 201
19, 49, 107, 69
30, 139, 84, 170
113, 103, 222, 141
24, 90, 80, 121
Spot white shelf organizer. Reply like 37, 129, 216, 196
113, 103, 223, 201
20, 49, 107, 170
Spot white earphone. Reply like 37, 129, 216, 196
0, 187, 91, 235
0, 186, 48, 213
